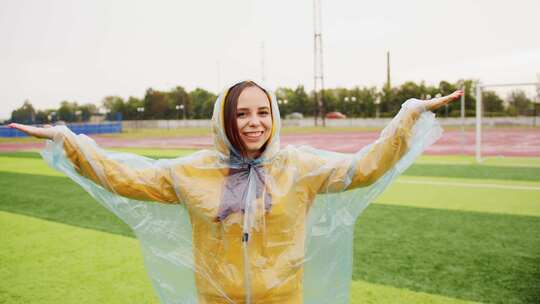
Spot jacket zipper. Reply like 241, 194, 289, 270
242, 165, 255, 304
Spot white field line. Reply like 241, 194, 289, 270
415, 161, 540, 168
398, 179, 540, 191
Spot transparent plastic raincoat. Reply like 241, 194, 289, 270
41, 81, 442, 304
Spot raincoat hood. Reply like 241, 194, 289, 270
211, 80, 281, 164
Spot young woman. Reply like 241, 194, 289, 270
10, 80, 463, 304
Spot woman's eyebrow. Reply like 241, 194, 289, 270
237, 106, 270, 111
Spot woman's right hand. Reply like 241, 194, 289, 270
8, 123, 57, 140
425, 90, 464, 112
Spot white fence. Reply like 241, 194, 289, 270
121, 116, 538, 129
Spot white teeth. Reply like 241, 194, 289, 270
244, 131, 263, 138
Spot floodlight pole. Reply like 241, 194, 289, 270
313, 0, 326, 127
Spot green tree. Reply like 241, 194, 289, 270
10, 100, 36, 124
507, 90, 532, 116
34, 109, 57, 124
275, 87, 295, 117
435, 81, 458, 117
143, 89, 169, 119
276, 86, 316, 118
124, 97, 143, 120
333, 88, 350, 115
190, 88, 216, 119
167, 86, 191, 119
321, 89, 338, 114
287, 86, 311, 116
35, 110, 49, 124
383, 81, 434, 116
380, 86, 395, 116
455, 79, 477, 117
351, 86, 378, 117
77, 103, 98, 122
482, 91, 505, 116
57, 101, 78, 122
101, 96, 125, 120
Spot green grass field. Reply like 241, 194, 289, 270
1, 149, 539, 303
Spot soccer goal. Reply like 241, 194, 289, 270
474, 81, 540, 163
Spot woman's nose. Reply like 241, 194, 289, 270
247, 115, 261, 126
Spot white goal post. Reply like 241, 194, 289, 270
475, 81, 540, 163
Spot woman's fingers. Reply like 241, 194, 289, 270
449, 90, 464, 100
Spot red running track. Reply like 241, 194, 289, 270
1, 129, 539, 157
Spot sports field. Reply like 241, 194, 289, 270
1, 148, 539, 303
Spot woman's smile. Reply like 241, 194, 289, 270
242, 130, 265, 141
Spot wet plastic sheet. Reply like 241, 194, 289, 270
41, 82, 442, 304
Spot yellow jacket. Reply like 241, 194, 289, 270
46, 83, 439, 304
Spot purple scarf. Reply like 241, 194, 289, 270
215, 161, 272, 222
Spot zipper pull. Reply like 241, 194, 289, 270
242, 232, 249, 243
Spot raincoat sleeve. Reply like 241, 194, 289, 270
297, 98, 441, 194
344, 100, 422, 189
50, 126, 179, 204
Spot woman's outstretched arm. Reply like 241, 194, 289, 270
344, 90, 464, 189
296, 90, 463, 193
8, 123, 179, 203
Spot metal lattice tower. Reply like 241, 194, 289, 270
313, 0, 326, 126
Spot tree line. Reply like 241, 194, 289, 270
8, 79, 539, 124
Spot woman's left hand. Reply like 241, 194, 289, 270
425, 90, 464, 111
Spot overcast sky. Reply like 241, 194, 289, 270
2, 0, 539, 119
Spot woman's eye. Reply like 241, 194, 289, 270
259, 111, 269, 116
237, 112, 246, 118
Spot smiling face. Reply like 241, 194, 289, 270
235, 86, 273, 159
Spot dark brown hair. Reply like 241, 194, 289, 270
223, 81, 272, 158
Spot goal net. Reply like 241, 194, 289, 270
474, 80, 540, 162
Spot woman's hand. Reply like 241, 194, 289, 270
425, 90, 464, 112
8, 123, 57, 140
